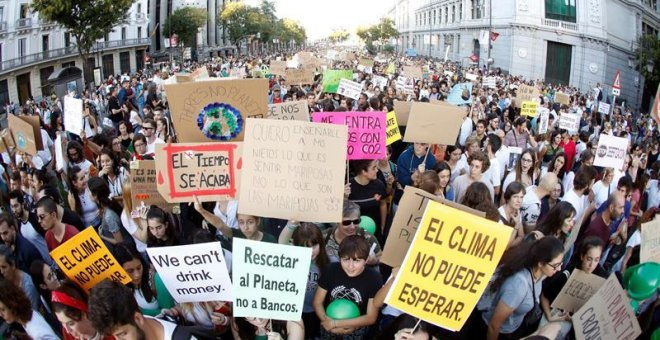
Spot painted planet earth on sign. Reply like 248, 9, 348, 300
197, 102, 243, 141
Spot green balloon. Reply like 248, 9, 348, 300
326, 299, 360, 320
360, 216, 376, 235
623, 262, 660, 301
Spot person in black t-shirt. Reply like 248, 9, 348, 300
348, 160, 387, 240
107, 87, 123, 125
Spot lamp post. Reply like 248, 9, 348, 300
487, 0, 492, 72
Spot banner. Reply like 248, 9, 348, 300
598, 102, 611, 115
386, 111, 402, 145
558, 113, 580, 133
270, 60, 286, 76
148, 242, 232, 303
155, 142, 242, 203
385, 201, 512, 331
447, 83, 473, 106
521, 101, 538, 117
267, 101, 310, 121
63, 96, 84, 136
50, 228, 131, 292
164, 79, 268, 143
232, 238, 312, 321
239, 119, 347, 222
130, 160, 173, 212
403, 102, 464, 146
538, 108, 550, 134
8, 114, 37, 155
322, 70, 353, 93
593, 134, 629, 169
312, 111, 386, 160
640, 218, 660, 263
551, 269, 605, 313
573, 275, 641, 340
337, 78, 363, 100
285, 68, 315, 85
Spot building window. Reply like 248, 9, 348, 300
102, 54, 114, 79
121, 27, 127, 40
137, 3, 142, 13
0, 7, 4, 22
62, 61, 75, 68
423, 12, 426, 25
545, 0, 576, 23
20, 4, 29, 19
642, 22, 659, 37
120, 51, 130, 74
451, 5, 455, 23
40, 66, 54, 97
105, 33, 110, 42
42, 35, 49, 52
459, 4, 462, 20
64, 32, 71, 47
444, 7, 448, 23
433, 10, 436, 25
472, 0, 484, 19
18, 38, 26, 57
0, 80, 8, 114
136, 50, 144, 70
84, 57, 95, 85
138, 26, 142, 38
438, 8, 442, 24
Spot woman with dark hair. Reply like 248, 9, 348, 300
0, 278, 59, 339
131, 133, 153, 160
432, 161, 455, 200
113, 243, 174, 316
141, 205, 182, 247
231, 317, 303, 339
88, 177, 130, 250
461, 181, 493, 209
539, 130, 564, 168
47, 111, 65, 140
0, 244, 42, 311
348, 159, 387, 240
444, 145, 463, 182
52, 280, 114, 340
502, 148, 538, 192
117, 121, 134, 150
97, 148, 128, 201
499, 182, 526, 248
541, 152, 567, 181
536, 201, 576, 244
465, 237, 564, 339
67, 166, 100, 228
29, 260, 62, 313
377, 313, 438, 340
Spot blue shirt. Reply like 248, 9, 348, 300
395, 145, 437, 187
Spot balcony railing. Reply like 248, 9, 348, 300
135, 12, 146, 21
39, 18, 57, 27
542, 18, 578, 31
16, 18, 32, 28
0, 37, 150, 74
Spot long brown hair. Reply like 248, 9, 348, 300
292, 223, 329, 270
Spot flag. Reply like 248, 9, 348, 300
652, 83, 660, 125
490, 31, 500, 41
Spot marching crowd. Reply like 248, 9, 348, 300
0, 46, 658, 340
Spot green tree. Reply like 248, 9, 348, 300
276, 18, 306, 47
31, 0, 133, 82
328, 29, 350, 44
635, 34, 660, 110
219, 2, 266, 47
356, 18, 399, 53
162, 7, 207, 48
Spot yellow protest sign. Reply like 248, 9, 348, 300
50, 228, 131, 292
385, 201, 512, 331
521, 101, 538, 117
386, 111, 401, 145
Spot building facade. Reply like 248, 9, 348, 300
388, 0, 660, 108
0, 0, 150, 106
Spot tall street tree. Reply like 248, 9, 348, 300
328, 29, 350, 44
162, 7, 207, 49
635, 34, 660, 111
219, 2, 266, 48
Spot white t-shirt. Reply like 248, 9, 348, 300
482, 157, 502, 189
148, 316, 178, 340
24, 310, 59, 340
592, 180, 611, 208
147, 137, 165, 155
495, 146, 510, 182
458, 118, 473, 146
562, 189, 588, 225
213, 200, 239, 230
563, 171, 575, 194
520, 187, 542, 226
37, 129, 54, 165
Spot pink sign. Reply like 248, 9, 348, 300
312, 111, 386, 160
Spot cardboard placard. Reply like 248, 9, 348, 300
63, 96, 84, 136
386, 111, 402, 145
147, 242, 232, 303
551, 269, 606, 313
573, 274, 641, 340
465, 73, 478, 81
385, 201, 512, 331
558, 113, 580, 133
358, 58, 374, 67
403, 102, 465, 145
381, 186, 486, 267
483, 76, 497, 88
372, 75, 389, 90
538, 108, 550, 134
54, 134, 65, 171
267, 101, 310, 121
598, 102, 611, 115
337, 78, 363, 100
164, 79, 268, 143
517, 84, 541, 103
403, 65, 423, 79
270, 60, 287, 76
18, 116, 44, 150
130, 160, 173, 212
393, 100, 444, 126
232, 238, 312, 321
8, 114, 37, 155
238, 119, 347, 222
285, 68, 315, 85
322, 70, 353, 93
50, 228, 131, 292
155, 142, 243, 203
312, 111, 387, 160
521, 101, 538, 117
640, 218, 660, 263
555, 92, 571, 105
593, 134, 629, 169
190, 67, 209, 81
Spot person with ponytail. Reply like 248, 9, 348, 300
88, 177, 131, 252
52, 280, 114, 340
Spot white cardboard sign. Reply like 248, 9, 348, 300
64, 96, 84, 136
337, 78, 363, 100
593, 134, 629, 169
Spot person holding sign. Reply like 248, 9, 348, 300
452, 150, 494, 203
348, 160, 388, 240
313, 235, 383, 338
52, 280, 114, 340
321, 201, 382, 264
396, 143, 437, 189
0, 278, 59, 339
231, 317, 304, 339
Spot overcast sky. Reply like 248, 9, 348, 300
244, 0, 392, 41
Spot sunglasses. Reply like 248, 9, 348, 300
341, 218, 361, 226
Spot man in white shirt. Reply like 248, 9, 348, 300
562, 165, 598, 230
142, 118, 165, 155
458, 106, 473, 147
521, 173, 558, 233
483, 134, 503, 196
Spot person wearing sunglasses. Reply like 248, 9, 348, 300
321, 201, 381, 265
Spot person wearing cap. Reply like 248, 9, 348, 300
269, 85, 283, 104
52, 280, 114, 340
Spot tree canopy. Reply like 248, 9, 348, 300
635, 34, 660, 109
162, 6, 207, 48
356, 18, 399, 53
328, 29, 350, 44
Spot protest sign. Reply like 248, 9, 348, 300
386, 111, 402, 145
517, 84, 541, 103
190, 66, 209, 81
521, 101, 538, 117
403, 66, 423, 79
558, 113, 580, 133
551, 269, 606, 313
267, 101, 310, 121
593, 134, 629, 169
387, 63, 396, 74
164, 79, 268, 143
64, 95, 84, 136
322, 70, 353, 93
538, 108, 550, 134
155, 142, 243, 203
239, 119, 347, 222
232, 238, 312, 320
337, 78, 363, 100
447, 83, 473, 106
54, 134, 65, 171
393, 100, 444, 126
640, 218, 660, 264
385, 201, 511, 331
381, 186, 485, 267
555, 92, 571, 105
396, 76, 415, 95
270, 60, 286, 76
130, 160, 173, 212
50, 228, 131, 292
148, 242, 232, 303
483, 77, 497, 88
313, 111, 386, 160
465, 73, 478, 81
573, 274, 641, 340
507, 147, 522, 171
598, 102, 611, 115
403, 102, 464, 145
18, 116, 44, 150
372, 75, 389, 90
297, 51, 314, 65
0, 129, 12, 153
285, 68, 315, 85
8, 114, 37, 155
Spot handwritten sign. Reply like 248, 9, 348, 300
164, 79, 268, 143
465, 73, 478, 81
148, 242, 232, 303
155, 142, 242, 203
538, 108, 550, 134
598, 102, 611, 115
403, 102, 464, 145
641, 218, 660, 263
517, 84, 540, 103
312, 111, 386, 160
555, 92, 570, 105
270, 60, 286, 76
483, 77, 496, 88
130, 160, 173, 212
385, 201, 512, 331
403, 66, 423, 79
386, 111, 402, 145
266, 101, 310, 121
232, 238, 312, 321
559, 113, 580, 133
573, 274, 641, 340
337, 78, 363, 100
551, 269, 606, 313
50, 228, 131, 292
322, 70, 353, 93
63, 96, 84, 136
8, 114, 37, 155
239, 119, 347, 222
593, 134, 629, 169
521, 101, 538, 117
285, 68, 315, 85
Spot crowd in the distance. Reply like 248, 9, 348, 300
0, 45, 657, 340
